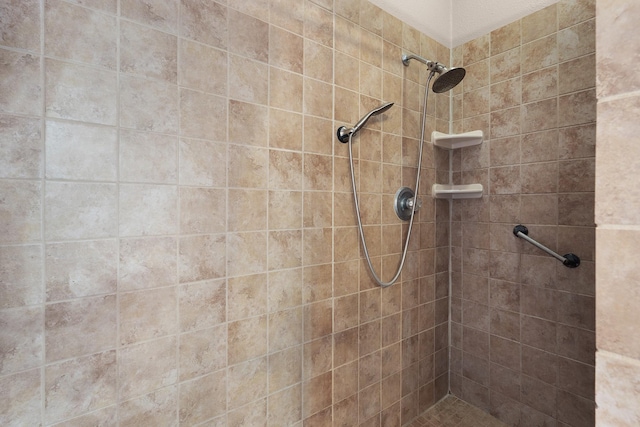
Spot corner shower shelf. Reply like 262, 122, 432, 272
432, 130, 483, 149
432, 183, 484, 199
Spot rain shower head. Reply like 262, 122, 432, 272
336, 102, 394, 143
402, 53, 466, 92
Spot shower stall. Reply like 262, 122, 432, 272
0, 0, 600, 426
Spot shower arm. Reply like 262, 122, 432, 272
513, 225, 580, 268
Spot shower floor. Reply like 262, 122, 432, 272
407, 395, 508, 427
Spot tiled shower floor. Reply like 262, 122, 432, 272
407, 395, 508, 427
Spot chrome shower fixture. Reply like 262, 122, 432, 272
402, 53, 466, 93
336, 102, 394, 143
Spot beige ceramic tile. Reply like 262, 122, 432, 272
45, 240, 117, 301
119, 184, 177, 236
179, 139, 227, 187
228, 315, 268, 364
179, 187, 226, 234
558, 89, 596, 127
120, 129, 177, 184
268, 384, 302, 425
228, 273, 268, 321
559, 0, 595, 29
121, 0, 179, 32
0, 115, 42, 179
268, 268, 303, 313
119, 74, 178, 133
269, 230, 303, 270
45, 120, 117, 181
0, 244, 42, 309
179, 325, 226, 381
44, 351, 117, 424
178, 234, 226, 282
0, 306, 43, 376
229, 100, 268, 146
180, 89, 228, 140
0, 49, 40, 116
269, 108, 303, 151
522, 4, 557, 44
178, 370, 226, 425
228, 189, 267, 232
119, 336, 177, 400
305, 1, 333, 47
228, 356, 268, 410
270, 26, 303, 74
179, 39, 227, 95
45, 181, 116, 240
229, 54, 269, 105
119, 287, 177, 345
180, 0, 227, 49
227, 231, 268, 276
45, 0, 117, 69
491, 20, 521, 55
558, 19, 595, 62
228, 9, 269, 62
0, 0, 40, 52
596, 351, 640, 426
46, 59, 117, 125
178, 279, 226, 331
521, 34, 557, 75
270, 68, 303, 112
119, 236, 176, 291
120, 20, 177, 83
0, 180, 41, 244
269, 307, 303, 353
118, 386, 177, 427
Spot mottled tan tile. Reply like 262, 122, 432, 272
270, 67, 303, 112
0, 369, 41, 425
120, 20, 177, 82
558, 89, 596, 127
179, 234, 226, 282
46, 59, 116, 125
0, 0, 40, 51
45, 240, 117, 301
180, 89, 227, 140
491, 20, 521, 55
558, 19, 595, 62
0, 306, 43, 376
119, 287, 176, 345
0, 49, 41, 116
521, 34, 557, 75
120, 74, 178, 133
180, 187, 226, 234
180, 0, 227, 49
45, 120, 117, 181
227, 232, 268, 276
305, 1, 333, 47
119, 236, 176, 291
45, 351, 117, 424
119, 386, 177, 427
596, 351, 640, 426
121, 0, 179, 32
179, 370, 226, 425
522, 4, 557, 44
120, 129, 177, 184
0, 115, 42, 179
45, 0, 117, 69
229, 54, 269, 105
179, 279, 225, 332
119, 184, 177, 236
228, 357, 268, 409
0, 244, 42, 308
179, 39, 227, 95
270, 26, 303, 74
179, 138, 226, 187
119, 336, 177, 400
45, 181, 116, 240
229, 189, 267, 232
179, 325, 226, 381
228, 9, 269, 62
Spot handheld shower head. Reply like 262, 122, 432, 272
402, 53, 466, 92
336, 102, 394, 143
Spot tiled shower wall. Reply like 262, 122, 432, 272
447, 2, 597, 426
595, 1, 640, 425
0, 0, 451, 425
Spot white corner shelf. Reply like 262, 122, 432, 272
432, 130, 483, 150
432, 184, 483, 199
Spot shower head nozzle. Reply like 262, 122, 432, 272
336, 102, 394, 143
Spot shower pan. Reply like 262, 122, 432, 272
336, 54, 466, 287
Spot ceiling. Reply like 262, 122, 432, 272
367, 0, 558, 47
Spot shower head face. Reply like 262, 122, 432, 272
432, 67, 466, 93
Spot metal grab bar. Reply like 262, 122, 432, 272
513, 225, 580, 268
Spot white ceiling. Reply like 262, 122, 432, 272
367, 0, 558, 47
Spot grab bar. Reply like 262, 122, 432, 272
513, 225, 580, 268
